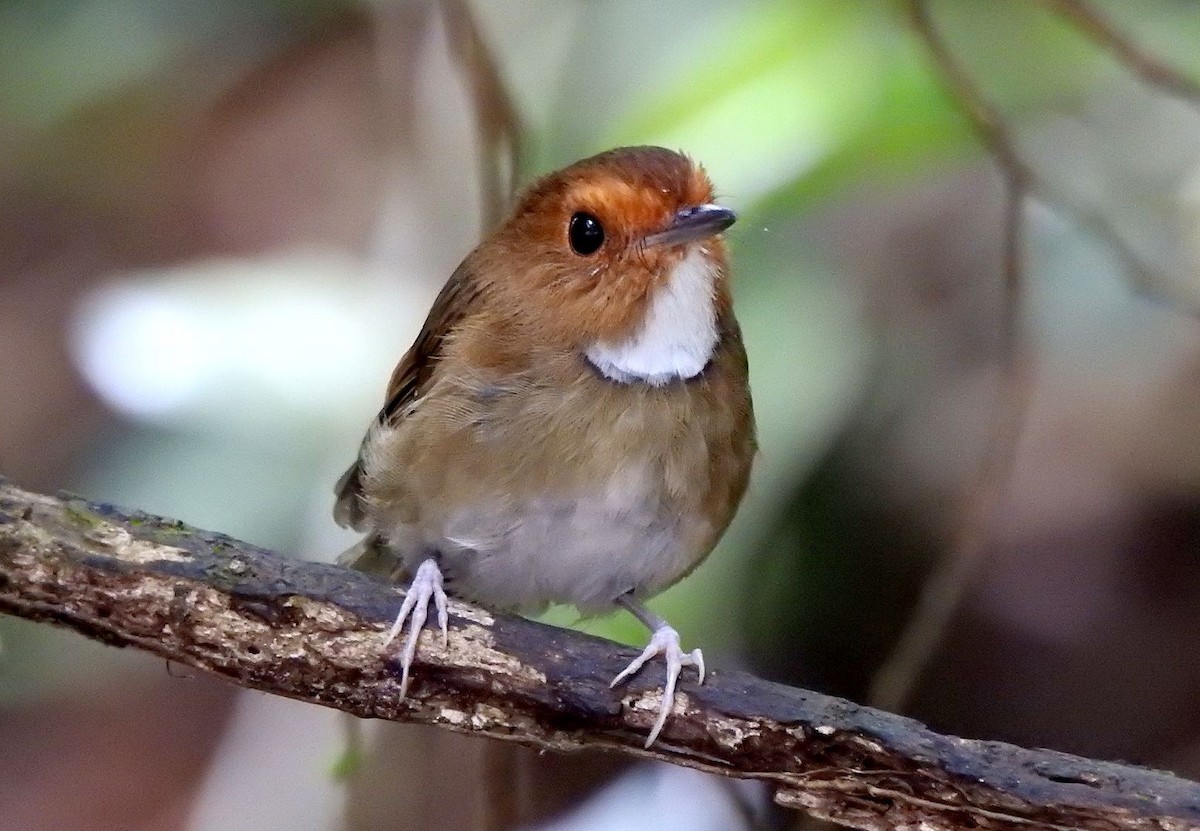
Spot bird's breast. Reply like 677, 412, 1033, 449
434, 461, 705, 612
359, 337, 753, 612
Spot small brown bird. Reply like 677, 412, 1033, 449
334, 146, 755, 745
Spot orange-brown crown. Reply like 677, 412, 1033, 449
467, 146, 732, 348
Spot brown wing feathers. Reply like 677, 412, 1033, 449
332, 264, 479, 530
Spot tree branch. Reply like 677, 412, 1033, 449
1039, 0, 1200, 104
1, 477, 1197, 831
441, 0, 524, 226
869, 0, 1035, 713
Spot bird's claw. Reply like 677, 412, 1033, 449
385, 558, 449, 697
610, 624, 704, 747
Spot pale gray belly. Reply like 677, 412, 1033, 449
387, 487, 695, 613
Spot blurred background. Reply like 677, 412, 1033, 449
3, 0, 1200, 829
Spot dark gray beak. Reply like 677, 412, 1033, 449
645, 203, 737, 247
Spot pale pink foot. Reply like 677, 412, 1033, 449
385, 557, 449, 697
611, 598, 705, 747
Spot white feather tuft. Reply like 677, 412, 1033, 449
585, 249, 718, 386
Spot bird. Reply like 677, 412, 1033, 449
333, 145, 755, 746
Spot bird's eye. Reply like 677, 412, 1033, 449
568, 212, 605, 256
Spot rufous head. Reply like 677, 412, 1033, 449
470, 146, 736, 385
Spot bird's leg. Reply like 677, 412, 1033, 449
385, 557, 449, 697
610, 594, 705, 747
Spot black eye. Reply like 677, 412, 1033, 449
568, 212, 605, 255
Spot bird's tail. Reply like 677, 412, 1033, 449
337, 533, 408, 580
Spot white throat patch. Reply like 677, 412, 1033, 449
585, 248, 719, 387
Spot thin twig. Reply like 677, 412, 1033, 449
441, 0, 524, 225
1036, 0, 1200, 313
869, 0, 1035, 712
1039, 0, 1200, 103
1033, 185, 1187, 310
3, 478, 1199, 831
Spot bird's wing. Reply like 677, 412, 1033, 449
333, 261, 482, 530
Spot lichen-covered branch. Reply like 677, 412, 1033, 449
0, 477, 1197, 831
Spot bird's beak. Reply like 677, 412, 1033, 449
645, 204, 737, 248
